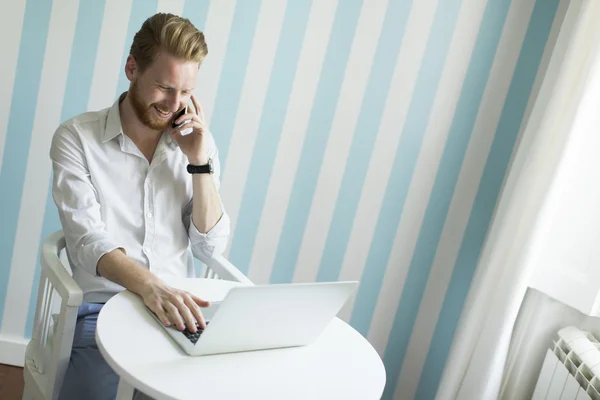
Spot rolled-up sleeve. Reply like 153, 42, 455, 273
183, 132, 231, 262
50, 126, 122, 276
188, 210, 231, 262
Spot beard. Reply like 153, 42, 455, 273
129, 79, 172, 131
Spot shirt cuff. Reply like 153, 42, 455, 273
76, 232, 124, 277
188, 211, 231, 261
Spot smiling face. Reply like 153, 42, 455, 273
126, 51, 198, 131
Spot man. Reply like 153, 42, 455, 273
51, 13, 230, 399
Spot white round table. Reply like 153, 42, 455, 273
96, 278, 386, 400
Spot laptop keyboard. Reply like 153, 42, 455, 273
181, 321, 209, 344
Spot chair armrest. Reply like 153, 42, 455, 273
41, 230, 83, 306
205, 254, 254, 285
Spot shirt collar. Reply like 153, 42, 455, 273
101, 92, 178, 151
101, 92, 126, 144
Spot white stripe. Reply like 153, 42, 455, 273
366, 0, 489, 359
197, 0, 237, 124
243, 0, 343, 283
0, 1, 26, 173
1, 0, 80, 336
394, 0, 538, 397
218, 0, 289, 263
290, 0, 389, 284
88, 0, 133, 112
156, 0, 185, 15
336, 0, 440, 323
505, 0, 572, 183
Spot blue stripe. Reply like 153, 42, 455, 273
181, 0, 211, 277
416, 0, 560, 398
314, 0, 413, 285
59, 1, 106, 122
381, 0, 514, 396
0, 0, 54, 330
269, 0, 366, 284
182, 0, 210, 31
227, 0, 313, 275
210, 0, 262, 169
25, 0, 107, 338
116, 0, 159, 97
349, 0, 464, 336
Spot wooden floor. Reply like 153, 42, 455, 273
0, 364, 24, 400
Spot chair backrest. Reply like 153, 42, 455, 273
28, 230, 83, 400
203, 254, 254, 285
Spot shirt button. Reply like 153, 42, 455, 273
147, 212, 153, 218
145, 247, 152, 253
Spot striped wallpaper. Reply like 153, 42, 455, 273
0, 0, 565, 398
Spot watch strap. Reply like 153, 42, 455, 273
187, 160, 213, 174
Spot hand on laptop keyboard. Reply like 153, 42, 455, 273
180, 321, 210, 344
140, 279, 211, 333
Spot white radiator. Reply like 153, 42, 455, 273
532, 326, 600, 400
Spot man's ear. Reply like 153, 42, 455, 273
125, 55, 137, 81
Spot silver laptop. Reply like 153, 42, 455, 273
146, 281, 358, 356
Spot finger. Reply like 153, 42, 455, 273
170, 124, 193, 143
164, 302, 185, 331
144, 297, 171, 327
191, 294, 211, 308
173, 112, 200, 127
152, 304, 172, 327
174, 120, 204, 137
175, 295, 199, 333
174, 119, 202, 132
190, 94, 205, 124
184, 294, 207, 329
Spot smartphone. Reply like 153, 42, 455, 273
172, 105, 193, 135
172, 105, 188, 129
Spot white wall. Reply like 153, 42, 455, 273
0, 0, 565, 398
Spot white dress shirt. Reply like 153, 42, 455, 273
50, 93, 230, 303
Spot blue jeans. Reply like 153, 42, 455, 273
58, 302, 151, 400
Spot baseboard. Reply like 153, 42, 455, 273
0, 334, 29, 367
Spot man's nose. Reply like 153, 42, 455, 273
168, 92, 182, 111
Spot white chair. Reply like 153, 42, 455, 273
22, 229, 252, 400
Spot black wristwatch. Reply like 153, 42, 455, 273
187, 159, 213, 174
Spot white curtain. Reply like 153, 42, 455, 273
435, 0, 600, 398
